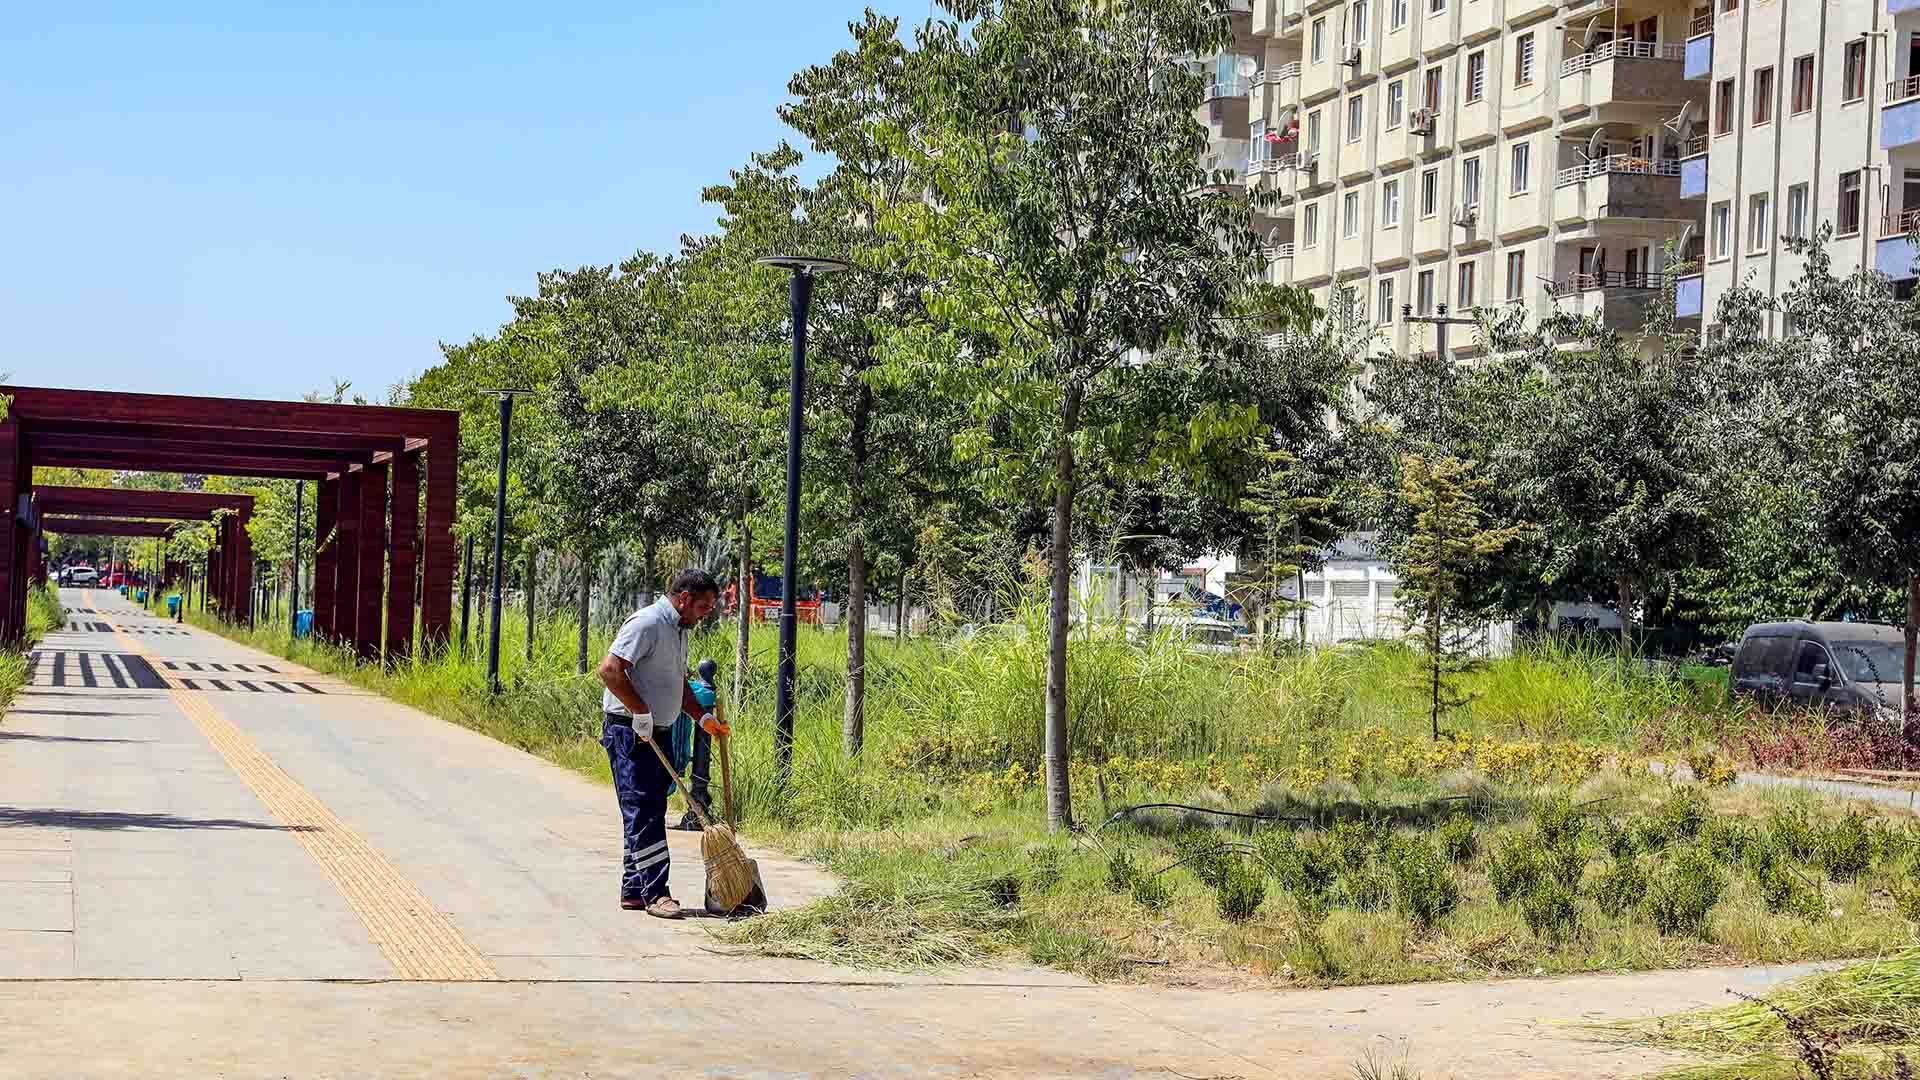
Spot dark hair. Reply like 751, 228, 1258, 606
668, 568, 720, 598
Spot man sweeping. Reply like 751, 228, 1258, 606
594, 569, 720, 919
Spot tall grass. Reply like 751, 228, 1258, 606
0, 585, 67, 711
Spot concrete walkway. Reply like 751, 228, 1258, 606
0, 589, 1811, 1077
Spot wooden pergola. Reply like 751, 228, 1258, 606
36, 486, 257, 612
1, 387, 460, 660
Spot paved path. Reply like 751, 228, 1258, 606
0, 589, 1814, 1077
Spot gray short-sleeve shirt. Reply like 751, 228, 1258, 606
602, 597, 689, 729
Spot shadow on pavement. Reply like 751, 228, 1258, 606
0, 732, 143, 744
0, 807, 312, 832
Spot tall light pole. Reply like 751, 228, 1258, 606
482, 389, 534, 694
756, 254, 850, 779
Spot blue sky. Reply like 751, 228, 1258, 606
2, 3, 917, 400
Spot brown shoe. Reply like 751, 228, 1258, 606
645, 896, 683, 920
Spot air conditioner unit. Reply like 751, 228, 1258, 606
1409, 108, 1436, 135
1452, 203, 1479, 228
1341, 46, 1363, 68
1300, 150, 1320, 171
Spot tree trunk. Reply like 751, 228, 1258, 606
734, 518, 752, 709
641, 533, 659, 608
844, 384, 872, 757
845, 533, 868, 756
525, 546, 536, 663
897, 568, 908, 641
575, 544, 593, 676
1904, 574, 1918, 723
1297, 567, 1308, 644
1044, 387, 1082, 832
1429, 609, 1443, 741
1617, 576, 1633, 663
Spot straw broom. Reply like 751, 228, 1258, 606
643, 706, 762, 913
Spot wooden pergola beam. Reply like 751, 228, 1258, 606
43, 517, 180, 538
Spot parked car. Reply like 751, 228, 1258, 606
1729, 621, 1906, 717
66, 566, 97, 587
1173, 616, 1241, 656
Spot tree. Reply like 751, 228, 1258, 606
1235, 439, 1341, 650
882, 0, 1290, 828
1393, 454, 1525, 740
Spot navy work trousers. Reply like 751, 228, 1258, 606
601, 714, 673, 903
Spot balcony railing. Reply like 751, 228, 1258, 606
1206, 77, 1252, 100
1683, 134, 1708, 157
1265, 243, 1297, 260
1549, 270, 1671, 296
1256, 62, 1302, 85
1690, 13, 1713, 35
1887, 76, 1920, 105
1881, 208, 1920, 239
1560, 40, 1688, 77
1555, 154, 1683, 187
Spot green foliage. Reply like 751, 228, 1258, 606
1542, 836, 1589, 891
1213, 858, 1267, 923
1328, 819, 1383, 876
1436, 813, 1478, 864
1130, 869, 1172, 909
1770, 805, 1823, 865
1535, 794, 1584, 849
1256, 830, 1337, 904
1489, 833, 1546, 905
1522, 880, 1580, 941
1819, 811, 1876, 883
1590, 856, 1647, 918
1642, 787, 1711, 849
1746, 843, 1823, 918
1024, 846, 1064, 893
1645, 847, 1728, 937
1596, 817, 1640, 861
1173, 830, 1231, 890
1105, 850, 1138, 893
1699, 815, 1761, 867
1386, 837, 1460, 930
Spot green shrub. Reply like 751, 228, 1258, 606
1131, 870, 1172, 908
1646, 788, 1710, 847
1025, 847, 1064, 893
1106, 850, 1139, 893
1645, 847, 1727, 937
1747, 845, 1821, 918
1769, 805, 1822, 865
1631, 816, 1673, 855
1536, 794, 1584, 849
1215, 858, 1267, 922
1818, 810, 1874, 883
1489, 833, 1546, 905
1698, 815, 1759, 867
1256, 830, 1337, 902
1436, 813, 1478, 864
1340, 862, 1393, 912
1596, 817, 1639, 861
1543, 838, 1589, 891
1328, 819, 1382, 875
1387, 838, 1460, 930
1173, 830, 1230, 890
1895, 861, 1920, 923
1590, 856, 1647, 918
1522, 881, 1580, 940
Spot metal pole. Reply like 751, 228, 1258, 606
460, 535, 475, 655
291, 481, 303, 636
775, 267, 817, 778
487, 394, 514, 694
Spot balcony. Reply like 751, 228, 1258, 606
1547, 271, 1678, 331
1554, 156, 1689, 226
1265, 243, 1297, 285
1680, 135, 1708, 199
1253, 0, 1306, 36
1675, 273, 1703, 319
1685, 25, 1713, 81
1560, 41, 1698, 118
1877, 211, 1920, 280
1206, 76, 1252, 101
1884, 83, 1920, 148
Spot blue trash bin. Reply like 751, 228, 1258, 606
294, 610, 314, 638
167, 595, 181, 616
135, 588, 148, 604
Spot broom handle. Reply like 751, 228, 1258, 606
641, 727, 715, 831
716, 705, 735, 826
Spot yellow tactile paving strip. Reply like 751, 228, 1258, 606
90, 603, 498, 981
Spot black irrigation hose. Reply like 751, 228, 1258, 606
1097, 803, 1309, 834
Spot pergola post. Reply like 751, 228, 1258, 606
420, 420, 458, 652
333, 469, 362, 648
233, 506, 254, 624
354, 460, 387, 662
314, 474, 338, 642
386, 449, 421, 662
0, 418, 22, 644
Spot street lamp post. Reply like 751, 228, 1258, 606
755, 254, 850, 779
482, 389, 534, 694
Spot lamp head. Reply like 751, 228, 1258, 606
756, 255, 853, 276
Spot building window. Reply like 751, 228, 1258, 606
1312, 18, 1327, 63
1791, 54, 1814, 114
1838, 169, 1862, 234
1383, 178, 1402, 226
1420, 167, 1440, 217
1509, 140, 1530, 194
1387, 81, 1405, 128
1308, 109, 1323, 152
1711, 200, 1731, 258
1715, 78, 1734, 134
1786, 182, 1809, 239
1347, 95, 1365, 142
1304, 201, 1321, 246
1505, 249, 1525, 301
1378, 277, 1397, 325
1721, 0, 1737, 12
1417, 269, 1436, 315
1515, 32, 1535, 86
1429, 0, 1445, 14
1392, 0, 1409, 30
1422, 67, 1442, 110
1747, 193, 1770, 252
1343, 190, 1362, 237
1458, 260, 1476, 308
1462, 154, 1481, 207
1752, 66, 1773, 125
1843, 40, 1866, 102
1466, 51, 1486, 103
1349, 0, 1369, 46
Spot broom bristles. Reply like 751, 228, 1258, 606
701, 822, 758, 911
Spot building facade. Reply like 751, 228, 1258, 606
1682, 0, 1918, 331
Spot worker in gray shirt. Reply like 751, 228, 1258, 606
594, 568, 719, 919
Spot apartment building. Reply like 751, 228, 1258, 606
1196, 0, 1708, 353
1681, 0, 1917, 334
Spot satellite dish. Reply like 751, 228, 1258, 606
1266, 225, 1284, 246
1237, 56, 1259, 79
1586, 127, 1606, 161
1581, 16, 1602, 50
1669, 101, 1697, 140
1673, 224, 1697, 265
1276, 105, 1297, 130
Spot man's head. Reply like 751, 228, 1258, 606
666, 568, 720, 626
